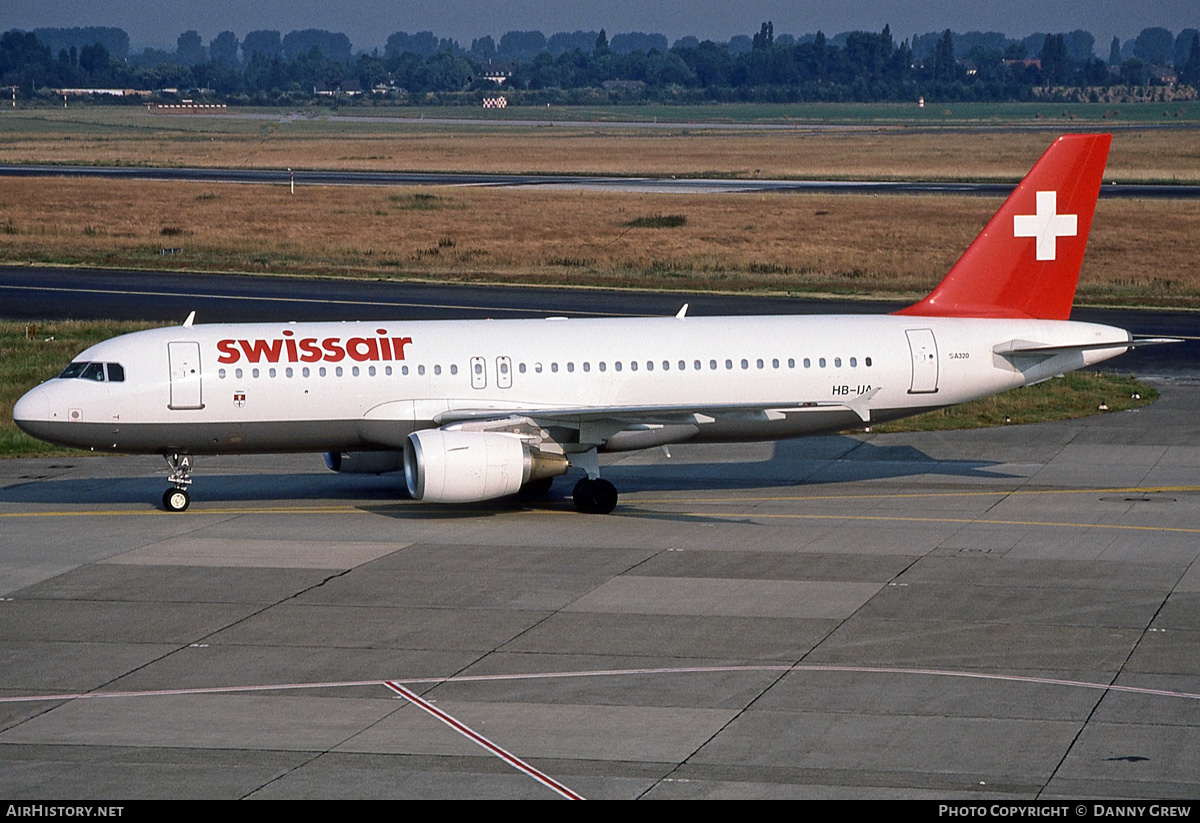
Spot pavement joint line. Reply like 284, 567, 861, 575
383, 680, 585, 800
639, 486, 1200, 503
3, 664, 1198, 705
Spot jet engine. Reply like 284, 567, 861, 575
404, 429, 568, 503
324, 450, 404, 474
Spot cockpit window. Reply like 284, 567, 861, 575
57, 361, 124, 382
58, 362, 88, 379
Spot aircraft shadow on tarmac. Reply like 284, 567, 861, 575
0, 437, 1014, 510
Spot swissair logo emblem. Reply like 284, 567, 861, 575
233, 392, 246, 407
1013, 190, 1077, 261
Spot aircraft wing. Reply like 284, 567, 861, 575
433, 387, 883, 432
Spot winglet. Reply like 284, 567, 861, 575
183, 311, 196, 327
675, 303, 689, 319
895, 134, 1112, 321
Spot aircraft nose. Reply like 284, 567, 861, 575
12, 385, 49, 431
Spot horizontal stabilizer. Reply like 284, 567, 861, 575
994, 335, 1177, 358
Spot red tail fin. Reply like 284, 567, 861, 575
895, 133, 1111, 320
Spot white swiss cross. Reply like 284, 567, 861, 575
1013, 190, 1077, 261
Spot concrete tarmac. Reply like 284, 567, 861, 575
2, 379, 1200, 799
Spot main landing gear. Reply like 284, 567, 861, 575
569, 448, 618, 514
572, 477, 618, 514
162, 453, 193, 512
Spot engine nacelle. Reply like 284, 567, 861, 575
324, 450, 404, 474
404, 429, 568, 503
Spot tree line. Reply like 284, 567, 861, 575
1, 23, 1197, 105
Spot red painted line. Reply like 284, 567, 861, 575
383, 680, 584, 800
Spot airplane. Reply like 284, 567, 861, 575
12, 133, 1169, 514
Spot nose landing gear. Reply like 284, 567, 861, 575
162, 453, 193, 512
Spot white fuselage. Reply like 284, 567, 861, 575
14, 313, 1130, 456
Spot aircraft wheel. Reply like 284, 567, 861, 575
572, 477, 618, 514
163, 488, 191, 512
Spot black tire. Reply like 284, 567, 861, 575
163, 488, 190, 512
572, 477, 618, 514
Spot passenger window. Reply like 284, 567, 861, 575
583, 362, 590, 372
803, 358, 811, 368
865, 357, 873, 367
710, 360, 717, 370
318, 367, 326, 377
662, 361, 669, 371
286, 367, 294, 378
818, 358, 826, 368
106, 363, 125, 382
567, 362, 574, 373
756, 359, 764, 369
434, 365, 441, 375
788, 358, 795, 368
535, 363, 543, 373
519, 363, 526, 374
551, 362, 559, 373
630, 361, 638, 372
417, 365, 425, 376
850, 357, 857, 367
369, 366, 376, 376
252, 368, 261, 378
450, 364, 458, 375
694, 360, 701, 370
772, 359, 779, 369
352, 367, 359, 377
335, 367, 343, 377
741, 359, 748, 370
384, 366, 391, 376
236, 368, 244, 379
303, 367, 311, 377
599, 362, 606, 372
401, 365, 408, 375
615, 362, 622, 372
725, 359, 732, 370
646, 361, 654, 371
834, 358, 841, 368
218, 368, 226, 379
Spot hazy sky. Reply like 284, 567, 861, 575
2, 1, 1195, 52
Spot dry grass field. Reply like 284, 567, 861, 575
0, 109, 1196, 305
0, 109, 1197, 182
0, 176, 1196, 305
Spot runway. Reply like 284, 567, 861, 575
2, 376, 1200, 798
1, 163, 1197, 199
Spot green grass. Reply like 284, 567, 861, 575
872, 372, 1157, 433
387, 193, 462, 210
